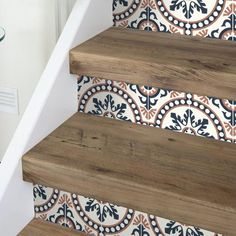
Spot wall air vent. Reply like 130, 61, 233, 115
0, 87, 18, 114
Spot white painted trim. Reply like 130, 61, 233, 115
55, 0, 76, 39
0, 0, 113, 235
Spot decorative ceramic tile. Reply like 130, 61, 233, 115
148, 0, 187, 34
78, 76, 235, 142
233, 1, 236, 40
147, 0, 236, 39
190, 0, 235, 40
105, 211, 154, 236
63, 192, 99, 233
233, 100, 236, 142
149, 215, 222, 236
147, 87, 188, 127
113, 0, 236, 39
33, 185, 222, 236
189, 94, 235, 142
78, 76, 112, 117
73, 195, 135, 235
113, 0, 150, 30
34, 185, 64, 225
147, 88, 194, 136
78, 77, 148, 124
110, 80, 149, 124
148, 88, 235, 142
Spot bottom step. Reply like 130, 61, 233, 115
22, 113, 236, 235
18, 219, 85, 236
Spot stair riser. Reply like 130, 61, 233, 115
33, 184, 224, 236
77, 76, 236, 144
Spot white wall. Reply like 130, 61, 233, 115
0, 0, 75, 161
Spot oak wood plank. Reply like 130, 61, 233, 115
18, 219, 85, 236
23, 113, 236, 235
70, 27, 236, 100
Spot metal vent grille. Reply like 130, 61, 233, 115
0, 87, 18, 114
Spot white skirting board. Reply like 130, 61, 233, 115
0, 0, 113, 235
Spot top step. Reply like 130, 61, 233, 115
70, 27, 236, 101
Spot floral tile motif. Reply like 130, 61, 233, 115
113, 0, 236, 40
78, 76, 235, 142
106, 211, 154, 236
148, 89, 235, 142
78, 76, 112, 117
33, 185, 221, 236
110, 1, 235, 141
147, 88, 188, 127
189, 94, 235, 142
148, 0, 187, 34
78, 76, 148, 125
148, 88, 200, 135
113, 0, 150, 30
190, 0, 235, 40
71, 194, 135, 235
110, 80, 149, 124
61, 192, 98, 234
149, 215, 222, 236
148, 0, 235, 39
34, 185, 64, 225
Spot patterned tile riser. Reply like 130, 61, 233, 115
33, 1, 235, 235
113, 0, 236, 40
78, 0, 236, 142
78, 77, 236, 143
34, 184, 222, 236
111, 0, 236, 141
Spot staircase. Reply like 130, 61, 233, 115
19, 27, 236, 235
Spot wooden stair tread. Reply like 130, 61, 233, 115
70, 27, 236, 101
22, 113, 236, 235
18, 219, 85, 236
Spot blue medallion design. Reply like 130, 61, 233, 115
132, 214, 152, 236
166, 109, 214, 138
89, 94, 132, 121
85, 198, 119, 222
113, 0, 151, 30
33, 185, 47, 200
165, 221, 204, 236
113, 0, 142, 23
151, 93, 228, 141
148, 216, 214, 236
78, 77, 144, 124
34, 186, 60, 214
130, 6, 150, 31
71, 194, 135, 234
170, 0, 207, 19
207, 6, 235, 40
34, 185, 222, 235
53, 194, 83, 230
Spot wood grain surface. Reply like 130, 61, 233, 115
18, 219, 85, 236
70, 27, 236, 100
23, 113, 236, 235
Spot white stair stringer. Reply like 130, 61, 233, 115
0, 0, 113, 235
